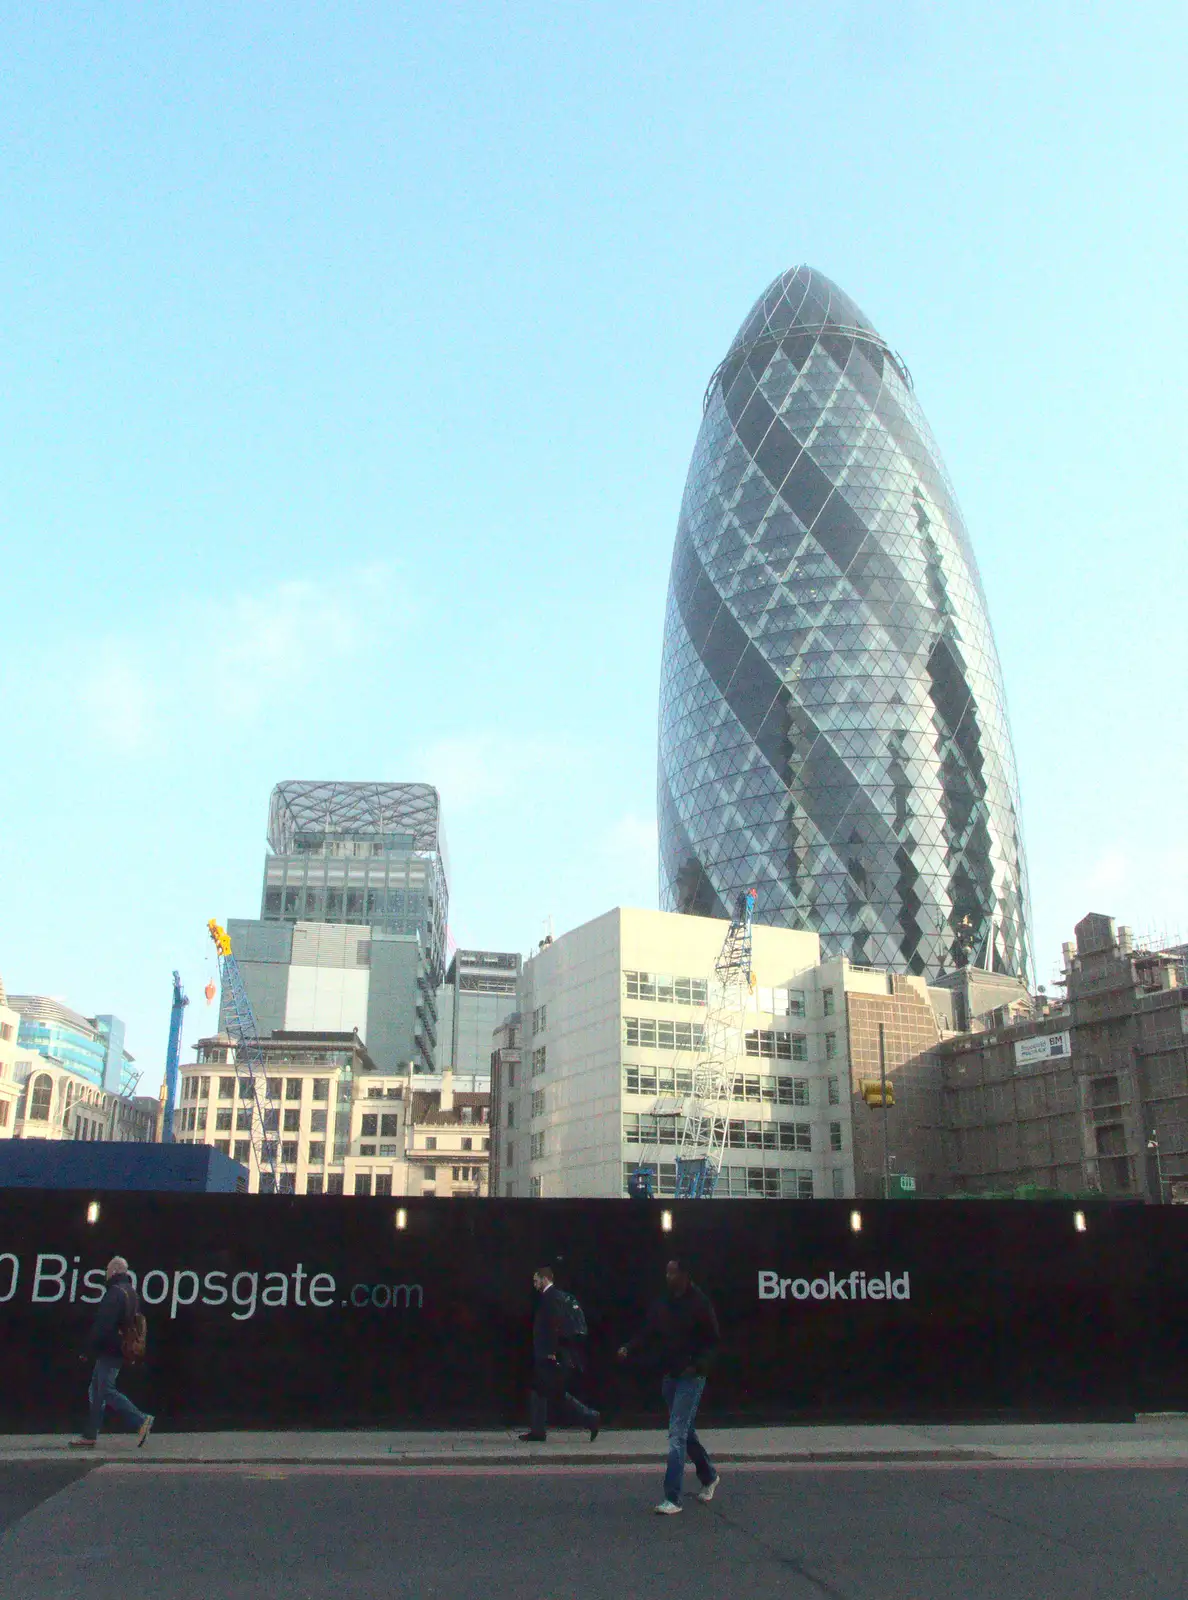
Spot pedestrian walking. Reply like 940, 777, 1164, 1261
519, 1267, 601, 1443
617, 1257, 720, 1514
70, 1256, 154, 1450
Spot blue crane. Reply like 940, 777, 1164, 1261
162, 971, 188, 1143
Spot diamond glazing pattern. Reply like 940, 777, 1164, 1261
657, 267, 1031, 979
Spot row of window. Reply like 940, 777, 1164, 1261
623, 1018, 707, 1052
621, 1163, 821, 1199
263, 886, 427, 922
531, 1046, 546, 1076
623, 1066, 826, 1105
183, 1074, 333, 1103
624, 971, 709, 1006
622, 1114, 816, 1151
532, 1005, 547, 1035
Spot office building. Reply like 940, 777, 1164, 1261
174, 1031, 489, 1196
0, 978, 23, 1137
9, 995, 136, 1093
435, 949, 520, 1088
228, 781, 448, 1075
658, 265, 1031, 982
493, 906, 878, 1200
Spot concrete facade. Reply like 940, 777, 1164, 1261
494, 907, 864, 1200
435, 949, 520, 1090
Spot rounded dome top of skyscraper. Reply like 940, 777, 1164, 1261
658, 265, 1031, 981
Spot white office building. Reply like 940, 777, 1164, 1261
493, 907, 867, 1200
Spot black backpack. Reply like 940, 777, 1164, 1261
554, 1290, 588, 1343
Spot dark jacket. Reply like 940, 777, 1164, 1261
88, 1272, 138, 1360
533, 1283, 584, 1367
624, 1282, 720, 1378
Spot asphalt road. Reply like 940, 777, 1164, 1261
2, 1460, 1186, 1599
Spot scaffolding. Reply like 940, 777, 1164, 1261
630, 890, 758, 1200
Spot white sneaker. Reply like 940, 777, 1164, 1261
654, 1499, 682, 1515
697, 1475, 719, 1503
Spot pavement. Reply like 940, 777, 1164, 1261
3, 1417, 1188, 1465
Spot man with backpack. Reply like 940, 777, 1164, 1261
519, 1266, 601, 1443
70, 1255, 154, 1450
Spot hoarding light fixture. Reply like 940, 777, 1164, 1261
661, 1209, 673, 1233
849, 1209, 862, 1233
86, 1201, 100, 1226
395, 1208, 408, 1231
1073, 1210, 1087, 1233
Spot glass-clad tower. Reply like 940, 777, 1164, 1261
658, 266, 1030, 979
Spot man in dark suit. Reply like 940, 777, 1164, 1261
519, 1266, 601, 1443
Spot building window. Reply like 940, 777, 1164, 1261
744, 1029, 795, 1061
532, 1046, 546, 1076
306, 1141, 325, 1164
285, 1078, 302, 1101
361, 1114, 378, 1137
530, 1132, 544, 1160
824, 1033, 838, 1060
310, 1109, 327, 1133
461, 1136, 472, 1151
306, 1175, 324, 1195
375, 1174, 392, 1197
624, 972, 708, 1006
530, 1176, 543, 1197
259, 1174, 277, 1194
198, 1077, 210, 1100
278, 1173, 296, 1194
832, 1168, 844, 1198
531, 1090, 545, 1118
29, 1074, 52, 1120
623, 1018, 706, 1051
360, 1144, 376, 1156
218, 1077, 235, 1100
507, 1103, 515, 1128
506, 1142, 514, 1168
261, 1141, 278, 1165
354, 1174, 373, 1196
381, 1113, 399, 1137
263, 1109, 279, 1132
236, 1108, 252, 1132
234, 1140, 251, 1164
216, 1109, 233, 1132
313, 1079, 329, 1102
0, 1103, 8, 1128
532, 1005, 547, 1035
214, 1139, 230, 1155
823, 989, 835, 1017
266, 1077, 282, 1098
830, 1122, 842, 1152
827, 1075, 840, 1105
425, 1135, 437, 1150
283, 1109, 300, 1132
326, 1173, 345, 1194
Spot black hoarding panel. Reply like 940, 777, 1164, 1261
0, 1194, 1163, 1431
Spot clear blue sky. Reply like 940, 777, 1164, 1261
2, 2, 1184, 1089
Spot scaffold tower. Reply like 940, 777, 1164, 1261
630, 889, 757, 1200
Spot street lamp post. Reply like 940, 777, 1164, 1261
1147, 1130, 1165, 1204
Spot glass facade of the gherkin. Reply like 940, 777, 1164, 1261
658, 266, 1031, 979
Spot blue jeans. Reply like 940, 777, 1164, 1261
86, 1357, 146, 1440
662, 1374, 716, 1505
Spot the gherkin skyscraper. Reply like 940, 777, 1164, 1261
658, 266, 1031, 980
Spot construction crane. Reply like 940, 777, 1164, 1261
674, 887, 758, 1198
629, 888, 757, 1201
161, 971, 188, 1143
208, 920, 282, 1190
